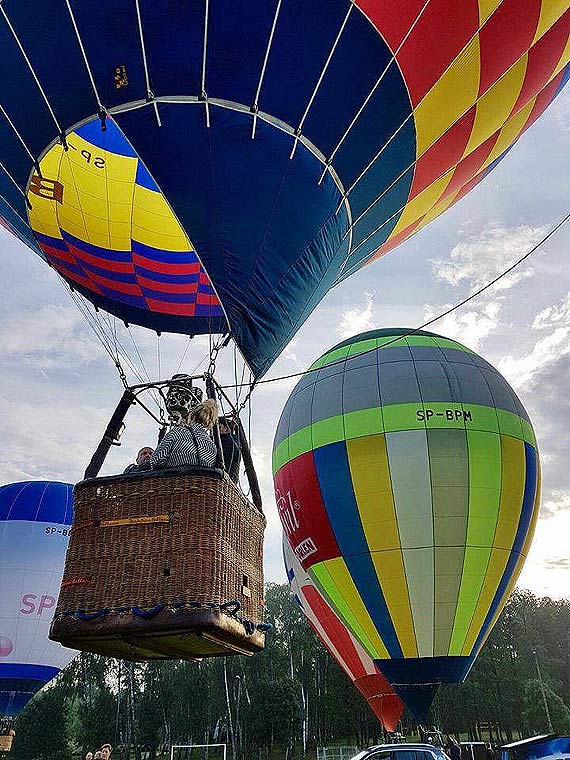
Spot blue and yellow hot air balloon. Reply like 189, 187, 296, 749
0, 481, 76, 718
273, 329, 540, 719
0, 0, 568, 376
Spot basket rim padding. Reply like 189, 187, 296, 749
77, 465, 264, 516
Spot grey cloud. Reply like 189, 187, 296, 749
543, 557, 570, 571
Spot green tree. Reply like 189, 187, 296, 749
12, 686, 70, 760
523, 680, 570, 734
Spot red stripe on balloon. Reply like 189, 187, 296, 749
447, 163, 489, 207
66, 244, 135, 275
87, 271, 143, 296
38, 241, 76, 265
196, 292, 220, 305
510, 10, 570, 117
49, 260, 103, 295
477, 0, 542, 97
303, 584, 368, 679
371, 217, 424, 261
366, 691, 404, 732
357, 0, 479, 107
409, 106, 476, 198
275, 452, 341, 569
521, 69, 567, 133
303, 613, 403, 729
356, 673, 392, 700
146, 298, 196, 315
132, 252, 202, 276
137, 275, 199, 294
439, 131, 499, 202
297, 585, 403, 730
354, 0, 428, 51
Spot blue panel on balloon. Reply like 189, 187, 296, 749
0, 482, 73, 525
116, 104, 349, 376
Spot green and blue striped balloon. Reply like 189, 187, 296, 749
273, 328, 540, 719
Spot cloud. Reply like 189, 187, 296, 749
0, 397, 105, 484
0, 303, 104, 370
281, 337, 300, 366
431, 224, 544, 291
538, 490, 570, 519
500, 326, 570, 389
337, 291, 375, 339
424, 299, 501, 351
499, 291, 570, 390
543, 557, 570, 570
518, 354, 570, 495
532, 291, 570, 331
424, 224, 545, 352
518, 509, 570, 599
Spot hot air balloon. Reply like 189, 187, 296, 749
0, 0, 567, 377
283, 534, 404, 732
273, 329, 540, 720
0, 481, 76, 719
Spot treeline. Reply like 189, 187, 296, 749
11, 588, 570, 760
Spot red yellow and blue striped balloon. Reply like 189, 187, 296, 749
0, 0, 567, 376
273, 329, 540, 719
283, 534, 404, 731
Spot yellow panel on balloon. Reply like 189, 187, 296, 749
463, 55, 528, 157
414, 35, 481, 158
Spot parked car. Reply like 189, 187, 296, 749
351, 744, 452, 760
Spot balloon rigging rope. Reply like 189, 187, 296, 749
228, 208, 570, 405
64, 282, 164, 412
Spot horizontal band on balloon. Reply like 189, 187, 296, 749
273, 402, 536, 473
309, 332, 477, 371
34, 229, 205, 277
274, 330, 531, 455
35, 231, 220, 300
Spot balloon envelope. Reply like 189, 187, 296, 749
0, 1, 568, 376
0, 481, 76, 717
273, 329, 540, 719
283, 534, 404, 731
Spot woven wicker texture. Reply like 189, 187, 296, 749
50, 469, 266, 659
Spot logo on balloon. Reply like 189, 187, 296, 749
20, 594, 56, 616
294, 537, 318, 563
275, 489, 300, 537
0, 636, 14, 657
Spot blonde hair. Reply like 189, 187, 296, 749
190, 398, 218, 429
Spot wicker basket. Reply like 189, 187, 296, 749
50, 467, 266, 659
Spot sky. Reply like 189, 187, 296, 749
1, 87, 569, 600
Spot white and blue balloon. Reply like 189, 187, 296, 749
0, 481, 76, 717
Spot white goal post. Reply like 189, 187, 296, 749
170, 745, 227, 760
